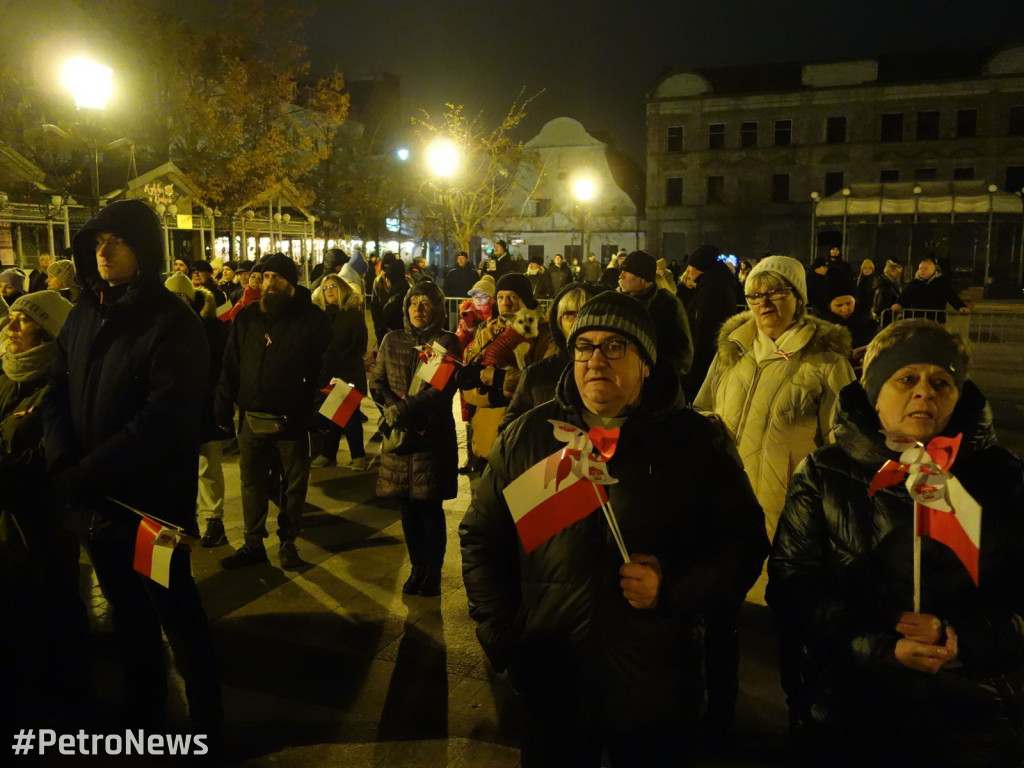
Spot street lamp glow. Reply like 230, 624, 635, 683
572, 174, 599, 202
426, 139, 459, 178
396, 147, 409, 161
62, 57, 113, 109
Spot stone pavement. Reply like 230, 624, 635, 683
79, 399, 794, 767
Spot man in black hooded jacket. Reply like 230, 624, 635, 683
41, 198, 221, 732
216, 252, 330, 570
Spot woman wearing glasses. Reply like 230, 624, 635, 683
693, 256, 855, 733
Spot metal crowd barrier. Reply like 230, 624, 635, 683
444, 297, 553, 332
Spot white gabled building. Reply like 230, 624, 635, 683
489, 117, 644, 264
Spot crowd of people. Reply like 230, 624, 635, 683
2, 203, 1021, 767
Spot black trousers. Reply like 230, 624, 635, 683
317, 411, 366, 460
87, 512, 221, 729
399, 498, 446, 568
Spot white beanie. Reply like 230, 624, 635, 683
165, 271, 196, 300
9, 290, 73, 338
745, 255, 807, 303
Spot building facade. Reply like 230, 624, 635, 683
646, 46, 1024, 279
489, 117, 644, 265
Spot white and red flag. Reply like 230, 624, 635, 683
503, 451, 609, 553
414, 341, 458, 390
869, 432, 982, 589
215, 297, 234, 321
319, 378, 364, 428
133, 516, 190, 588
503, 420, 623, 555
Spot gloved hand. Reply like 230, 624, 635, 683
382, 403, 401, 426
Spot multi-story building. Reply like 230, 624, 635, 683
646, 45, 1024, 280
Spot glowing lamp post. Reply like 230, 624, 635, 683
426, 139, 460, 270
61, 57, 114, 214
571, 172, 600, 262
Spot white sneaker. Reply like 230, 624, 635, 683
347, 456, 369, 471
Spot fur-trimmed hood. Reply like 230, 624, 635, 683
189, 286, 219, 318
715, 311, 852, 368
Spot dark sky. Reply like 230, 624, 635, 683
162, 0, 1024, 162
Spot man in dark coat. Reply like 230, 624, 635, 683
680, 244, 738, 402
822, 270, 878, 350
461, 292, 767, 767
896, 257, 968, 320
491, 240, 517, 279
190, 259, 228, 311
216, 252, 330, 570
41, 198, 221, 732
444, 251, 478, 297
617, 249, 694, 381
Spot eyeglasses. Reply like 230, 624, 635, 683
572, 338, 629, 362
745, 287, 793, 305
95, 234, 125, 250
559, 311, 579, 322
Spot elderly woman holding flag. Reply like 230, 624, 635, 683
461, 292, 767, 767
768, 319, 1024, 767
370, 281, 461, 598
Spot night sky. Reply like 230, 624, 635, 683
65, 0, 1024, 162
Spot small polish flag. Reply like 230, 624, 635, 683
503, 451, 608, 553
415, 341, 457, 390
133, 516, 188, 588
319, 378, 364, 428
216, 297, 234, 321
916, 478, 982, 585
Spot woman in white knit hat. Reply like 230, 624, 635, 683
692, 255, 856, 734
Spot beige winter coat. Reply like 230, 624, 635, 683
693, 312, 855, 603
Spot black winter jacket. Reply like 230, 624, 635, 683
681, 260, 738, 402
768, 381, 1024, 764
630, 282, 694, 378
898, 273, 966, 313
42, 200, 209, 531
215, 286, 330, 433
460, 364, 767, 723
319, 294, 369, 395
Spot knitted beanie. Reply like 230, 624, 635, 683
568, 291, 657, 366
46, 259, 77, 286
687, 244, 721, 272
9, 290, 72, 338
258, 253, 299, 286
165, 271, 196, 300
0, 268, 27, 291
745, 255, 807, 304
496, 273, 537, 309
470, 274, 495, 297
620, 251, 657, 283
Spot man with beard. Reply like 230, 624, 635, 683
215, 253, 330, 570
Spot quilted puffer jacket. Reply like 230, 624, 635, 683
768, 381, 1024, 767
693, 312, 855, 603
369, 282, 460, 501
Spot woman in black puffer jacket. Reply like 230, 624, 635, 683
768, 319, 1024, 768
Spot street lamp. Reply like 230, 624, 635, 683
426, 139, 460, 270
61, 57, 114, 215
571, 172, 600, 263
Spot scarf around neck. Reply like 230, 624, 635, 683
2, 339, 56, 383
